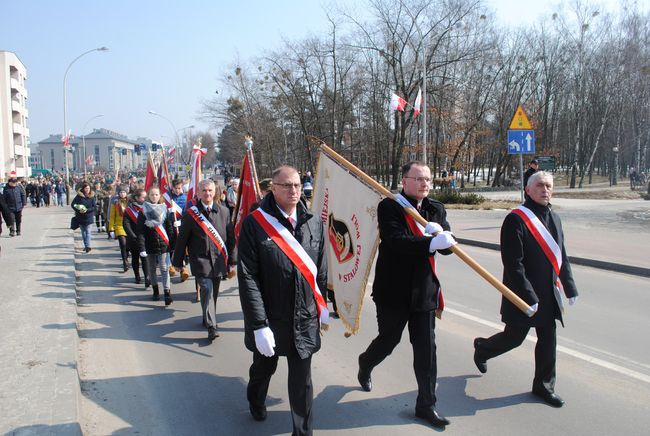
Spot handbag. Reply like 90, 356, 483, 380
70, 216, 79, 230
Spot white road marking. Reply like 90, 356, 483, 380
444, 306, 650, 384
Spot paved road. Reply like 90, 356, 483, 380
77, 235, 650, 435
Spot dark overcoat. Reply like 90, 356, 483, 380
371, 192, 452, 312
237, 193, 327, 359
500, 199, 579, 327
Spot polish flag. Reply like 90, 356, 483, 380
144, 153, 156, 192
186, 144, 207, 207
390, 93, 407, 112
61, 129, 72, 148
168, 146, 176, 155
414, 87, 422, 118
233, 146, 261, 242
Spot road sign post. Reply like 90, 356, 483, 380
507, 105, 534, 202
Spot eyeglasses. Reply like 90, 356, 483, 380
404, 176, 431, 184
275, 183, 302, 190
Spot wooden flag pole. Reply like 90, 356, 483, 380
317, 140, 534, 317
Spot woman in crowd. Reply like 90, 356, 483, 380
137, 187, 175, 305
71, 182, 96, 253
122, 188, 149, 287
108, 185, 130, 272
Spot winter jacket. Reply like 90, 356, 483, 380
3, 184, 26, 212
172, 202, 235, 278
108, 197, 128, 237
70, 191, 97, 226
238, 193, 327, 359
371, 193, 452, 311
122, 201, 142, 249
0, 194, 14, 232
136, 202, 176, 255
500, 199, 578, 327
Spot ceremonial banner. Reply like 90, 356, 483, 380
311, 150, 383, 334
233, 141, 261, 242
187, 144, 206, 207
144, 153, 156, 192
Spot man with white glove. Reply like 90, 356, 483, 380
139, 251, 147, 258
473, 171, 579, 409
238, 165, 327, 434
358, 161, 455, 429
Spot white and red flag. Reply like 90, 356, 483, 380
61, 130, 72, 148
233, 141, 261, 242
85, 154, 95, 166
186, 144, 207, 207
390, 93, 407, 112
168, 146, 176, 155
414, 87, 422, 117
159, 156, 182, 220
311, 149, 384, 334
144, 153, 157, 193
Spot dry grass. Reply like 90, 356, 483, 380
553, 190, 644, 200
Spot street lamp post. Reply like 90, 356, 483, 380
63, 46, 108, 202
82, 114, 104, 175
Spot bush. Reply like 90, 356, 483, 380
430, 190, 485, 205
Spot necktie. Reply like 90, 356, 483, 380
288, 217, 296, 229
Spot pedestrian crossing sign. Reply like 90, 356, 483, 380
509, 105, 532, 130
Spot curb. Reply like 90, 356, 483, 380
457, 238, 650, 278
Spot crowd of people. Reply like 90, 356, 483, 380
0, 161, 580, 435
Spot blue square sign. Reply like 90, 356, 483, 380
507, 130, 535, 154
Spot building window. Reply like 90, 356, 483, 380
109, 149, 114, 170
94, 145, 100, 165
50, 149, 55, 169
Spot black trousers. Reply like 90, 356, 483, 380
127, 242, 148, 282
95, 212, 105, 228
248, 348, 313, 436
476, 323, 557, 393
359, 304, 438, 410
10, 211, 22, 233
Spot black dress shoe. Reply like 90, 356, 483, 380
357, 366, 372, 392
208, 327, 219, 341
473, 338, 487, 374
415, 408, 450, 427
249, 404, 267, 421
532, 389, 564, 408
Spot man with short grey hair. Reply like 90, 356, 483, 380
473, 171, 579, 408
172, 178, 236, 341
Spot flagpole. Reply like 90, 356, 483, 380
316, 140, 534, 317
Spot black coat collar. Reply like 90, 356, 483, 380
260, 193, 312, 227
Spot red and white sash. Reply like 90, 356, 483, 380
125, 205, 140, 224
394, 193, 445, 315
114, 201, 125, 217
187, 205, 228, 268
511, 205, 564, 305
154, 224, 170, 247
163, 192, 183, 220
251, 208, 329, 325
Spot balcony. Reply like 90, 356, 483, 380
11, 99, 23, 114
9, 78, 27, 98
13, 123, 24, 136
14, 145, 31, 157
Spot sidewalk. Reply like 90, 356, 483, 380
0, 206, 82, 435
447, 196, 650, 277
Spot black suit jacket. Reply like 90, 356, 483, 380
371, 192, 452, 312
172, 202, 235, 278
500, 199, 578, 327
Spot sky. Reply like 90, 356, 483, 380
1, 0, 637, 147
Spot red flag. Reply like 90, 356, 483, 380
390, 93, 407, 111
144, 153, 156, 192
62, 129, 72, 148
413, 87, 422, 117
159, 156, 182, 220
186, 144, 207, 207
233, 146, 261, 241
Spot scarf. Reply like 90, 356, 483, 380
143, 202, 168, 228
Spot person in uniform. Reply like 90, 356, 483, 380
473, 171, 578, 408
172, 179, 235, 341
238, 165, 328, 436
357, 161, 457, 428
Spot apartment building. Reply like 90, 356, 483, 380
0, 51, 31, 181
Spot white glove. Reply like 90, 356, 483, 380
425, 222, 443, 235
254, 327, 276, 357
320, 309, 330, 326
109, 231, 115, 239
429, 231, 457, 252
531, 303, 539, 313
568, 296, 578, 306
140, 251, 148, 258
173, 221, 181, 228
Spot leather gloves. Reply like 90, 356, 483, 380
429, 231, 457, 252
254, 327, 276, 357
425, 222, 443, 235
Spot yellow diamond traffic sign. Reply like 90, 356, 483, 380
509, 105, 532, 130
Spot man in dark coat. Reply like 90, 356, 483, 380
3, 176, 27, 236
473, 171, 578, 408
172, 179, 236, 341
523, 159, 539, 188
238, 165, 327, 436
356, 161, 457, 428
